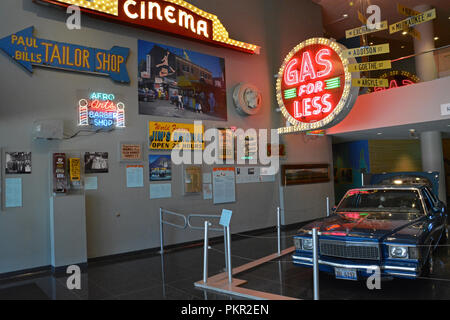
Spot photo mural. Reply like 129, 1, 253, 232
138, 40, 227, 121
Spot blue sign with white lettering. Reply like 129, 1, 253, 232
0, 26, 130, 83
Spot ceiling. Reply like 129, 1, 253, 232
313, 0, 450, 56
332, 118, 450, 143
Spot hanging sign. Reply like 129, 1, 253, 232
371, 70, 419, 92
389, 8, 436, 34
345, 21, 388, 39
342, 43, 390, 59
397, 4, 420, 17
276, 38, 360, 134
78, 92, 126, 128
34, 0, 259, 54
348, 60, 391, 72
0, 26, 130, 83
352, 78, 389, 88
149, 121, 204, 150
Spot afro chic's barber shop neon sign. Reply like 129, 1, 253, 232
33, 0, 259, 54
78, 92, 125, 128
277, 38, 359, 134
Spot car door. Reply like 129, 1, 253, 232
421, 188, 445, 246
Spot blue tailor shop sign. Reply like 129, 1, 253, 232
0, 26, 130, 83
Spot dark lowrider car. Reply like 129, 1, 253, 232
293, 172, 448, 280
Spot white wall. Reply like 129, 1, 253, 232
0, 0, 328, 274
327, 76, 450, 135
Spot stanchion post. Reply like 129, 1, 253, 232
226, 226, 232, 284
203, 221, 210, 284
277, 207, 281, 256
312, 228, 320, 300
326, 197, 330, 217
159, 208, 164, 255
223, 226, 228, 273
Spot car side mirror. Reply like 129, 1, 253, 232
332, 206, 337, 212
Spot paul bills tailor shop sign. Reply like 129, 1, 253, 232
276, 38, 359, 134
0, 26, 130, 83
34, 0, 259, 54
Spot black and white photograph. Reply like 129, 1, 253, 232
84, 152, 109, 174
5, 152, 32, 174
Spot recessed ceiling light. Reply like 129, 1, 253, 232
434, 36, 439, 40
369, 42, 374, 45
343, 13, 349, 18
401, 45, 405, 48
402, 31, 408, 35
377, 132, 383, 135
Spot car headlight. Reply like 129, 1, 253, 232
389, 246, 409, 259
302, 238, 313, 250
294, 238, 313, 251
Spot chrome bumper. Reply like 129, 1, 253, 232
293, 255, 418, 277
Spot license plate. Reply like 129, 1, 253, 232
335, 267, 358, 281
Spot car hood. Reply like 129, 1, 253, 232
297, 211, 426, 241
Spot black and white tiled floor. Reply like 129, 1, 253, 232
1, 228, 449, 300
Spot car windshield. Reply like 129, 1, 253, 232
337, 189, 424, 214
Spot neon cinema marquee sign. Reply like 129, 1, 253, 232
78, 92, 126, 128
34, 0, 260, 54
276, 38, 359, 134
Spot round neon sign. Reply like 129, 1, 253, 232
277, 38, 359, 132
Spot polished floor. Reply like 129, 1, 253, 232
0, 228, 449, 300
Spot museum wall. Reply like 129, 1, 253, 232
0, 0, 327, 274
327, 76, 450, 135
368, 140, 422, 174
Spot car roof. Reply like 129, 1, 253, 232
349, 185, 426, 191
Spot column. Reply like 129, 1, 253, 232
420, 131, 446, 204
413, 4, 437, 81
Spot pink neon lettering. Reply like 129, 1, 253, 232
302, 98, 312, 116
316, 49, 332, 78
284, 59, 299, 86
300, 51, 316, 82
321, 94, 332, 113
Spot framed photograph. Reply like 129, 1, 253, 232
84, 152, 109, 174
281, 164, 330, 186
5, 152, 32, 174
138, 40, 227, 121
149, 155, 172, 181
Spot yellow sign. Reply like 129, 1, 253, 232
69, 158, 81, 182
149, 121, 204, 150
348, 60, 392, 72
352, 78, 389, 87
397, 4, 420, 17
343, 43, 390, 59
389, 8, 436, 34
346, 20, 388, 39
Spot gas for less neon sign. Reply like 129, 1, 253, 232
277, 38, 359, 133
78, 92, 126, 128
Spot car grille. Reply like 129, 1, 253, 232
320, 239, 380, 260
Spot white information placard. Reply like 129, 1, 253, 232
5, 178, 22, 208
150, 183, 172, 199
213, 168, 236, 204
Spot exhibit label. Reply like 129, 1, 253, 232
342, 43, 390, 59
276, 38, 359, 133
345, 21, 388, 39
34, 0, 259, 54
352, 78, 388, 88
348, 60, 391, 72
397, 4, 420, 17
389, 8, 436, 34
149, 121, 204, 150
0, 27, 130, 83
